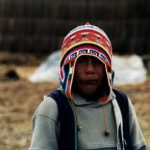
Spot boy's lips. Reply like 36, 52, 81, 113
81, 80, 98, 85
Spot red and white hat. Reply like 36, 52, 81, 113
60, 23, 113, 100
61, 23, 112, 72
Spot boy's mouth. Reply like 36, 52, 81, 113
84, 80, 97, 84
82, 80, 98, 86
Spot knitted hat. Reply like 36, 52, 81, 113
60, 23, 113, 100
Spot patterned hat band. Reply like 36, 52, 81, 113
61, 45, 111, 72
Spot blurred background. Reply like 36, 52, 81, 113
0, 0, 149, 149
0, 0, 149, 55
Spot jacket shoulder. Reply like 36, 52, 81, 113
35, 95, 58, 121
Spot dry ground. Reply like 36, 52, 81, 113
0, 51, 150, 150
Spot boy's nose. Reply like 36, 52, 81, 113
86, 60, 95, 73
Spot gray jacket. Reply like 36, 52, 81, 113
29, 90, 146, 150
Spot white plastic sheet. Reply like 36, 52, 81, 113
29, 50, 60, 83
29, 51, 147, 85
112, 55, 147, 85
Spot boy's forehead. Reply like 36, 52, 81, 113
77, 55, 103, 63
78, 55, 93, 59
78, 55, 99, 60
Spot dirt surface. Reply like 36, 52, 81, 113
0, 51, 150, 150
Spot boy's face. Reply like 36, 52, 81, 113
73, 55, 105, 98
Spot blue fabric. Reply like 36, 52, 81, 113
48, 89, 78, 150
88, 147, 117, 150
139, 145, 147, 150
113, 89, 133, 150
60, 63, 70, 91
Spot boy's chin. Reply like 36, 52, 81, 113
79, 88, 100, 99
82, 85, 98, 94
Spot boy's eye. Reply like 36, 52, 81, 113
77, 57, 87, 63
77, 56, 103, 67
92, 59, 101, 65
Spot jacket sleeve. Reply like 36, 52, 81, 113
29, 96, 59, 150
128, 97, 147, 150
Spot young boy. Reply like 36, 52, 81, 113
29, 24, 146, 150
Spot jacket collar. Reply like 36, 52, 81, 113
72, 89, 115, 107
